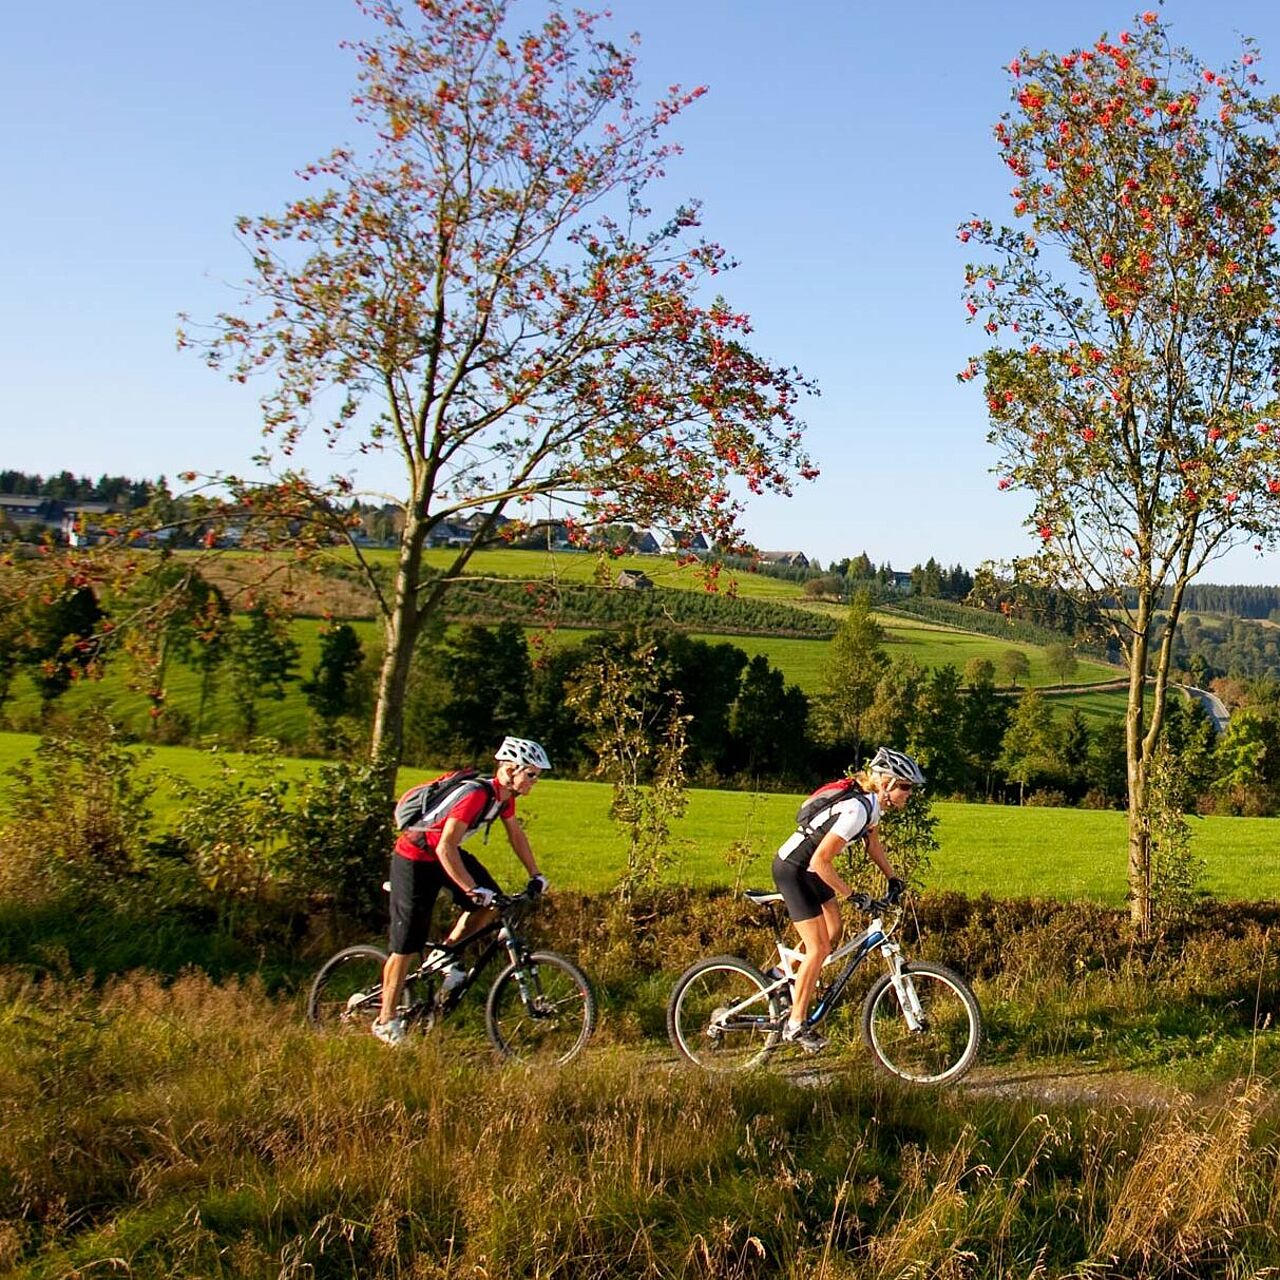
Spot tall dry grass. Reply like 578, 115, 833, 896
5, 968, 1280, 1278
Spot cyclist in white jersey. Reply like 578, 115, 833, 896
770, 746, 923, 1053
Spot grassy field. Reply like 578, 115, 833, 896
417, 546, 815, 598
2, 616, 382, 743
3, 731, 1276, 904
8, 960, 1280, 1279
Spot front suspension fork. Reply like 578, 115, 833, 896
882, 944, 925, 1032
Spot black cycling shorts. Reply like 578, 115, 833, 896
387, 848, 500, 955
771, 853, 836, 924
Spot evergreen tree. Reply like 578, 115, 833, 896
960, 664, 1010, 798
729, 655, 811, 781
999, 689, 1060, 804
817, 590, 888, 761
439, 621, 532, 759
227, 605, 300, 739
302, 622, 366, 729
914, 664, 966, 796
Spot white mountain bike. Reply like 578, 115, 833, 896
667, 888, 982, 1085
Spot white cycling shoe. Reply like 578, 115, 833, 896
782, 1022, 828, 1054
371, 1016, 407, 1047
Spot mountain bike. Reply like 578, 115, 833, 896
667, 889, 982, 1085
307, 888, 596, 1065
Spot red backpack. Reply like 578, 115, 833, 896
795, 778, 873, 839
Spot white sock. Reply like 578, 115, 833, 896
786, 1019, 804, 1035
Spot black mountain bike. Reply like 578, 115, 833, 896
307, 889, 596, 1065
667, 889, 982, 1085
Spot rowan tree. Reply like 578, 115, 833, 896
183, 0, 815, 764
963, 13, 1280, 928
18, 586, 104, 714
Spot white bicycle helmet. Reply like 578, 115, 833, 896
495, 736, 552, 771
868, 746, 926, 788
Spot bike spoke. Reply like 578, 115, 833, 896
668, 958, 781, 1072
863, 964, 982, 1085
307, 948, 388, 1037
485, 952, 596, 1065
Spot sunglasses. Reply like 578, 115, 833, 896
891, 780, 915, 794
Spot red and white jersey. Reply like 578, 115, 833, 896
395, 778, 514, 863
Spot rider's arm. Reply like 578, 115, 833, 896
502, 814, 540, 879
435, 817, 480, 893
809, 831, 854, 899
865, 827, 898, 884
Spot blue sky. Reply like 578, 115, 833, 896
6, 0, 1280, 582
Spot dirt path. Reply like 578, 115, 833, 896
652, 1045, 1190, 1109
959, 1061, 1188, 1109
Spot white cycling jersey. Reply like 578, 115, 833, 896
777, 791, 881, 867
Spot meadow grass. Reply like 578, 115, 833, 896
3, 961, 1280, 1279
3, 732, 1279, 904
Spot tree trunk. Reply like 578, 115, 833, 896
1125, 597, 1152, 935
370, 510, 428, 767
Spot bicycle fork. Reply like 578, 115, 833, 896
882, 943, 926, 1032
501, 926, 542, 1012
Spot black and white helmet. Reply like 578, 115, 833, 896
868, 746, 925, 788
495, 736, 552, 771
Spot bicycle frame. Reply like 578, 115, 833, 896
749, 894, 914, 1033
800, 918, 890, 1028
408, 895, 536, 1016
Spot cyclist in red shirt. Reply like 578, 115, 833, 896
373, 736, 551, 1046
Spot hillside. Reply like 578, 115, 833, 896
4, 544, 1134, 743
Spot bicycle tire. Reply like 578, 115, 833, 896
860, 960, 982, 1085
307, 945, 390, 1034
485, 951, 596, 1065
666, 955, 783, 1072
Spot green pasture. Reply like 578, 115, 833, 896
387, 545, 814, 600
876, 614, 1120, 686
3, 616, 383, 743
3, 732, 1276, 905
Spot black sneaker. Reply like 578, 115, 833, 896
782, 1023, 828, 1054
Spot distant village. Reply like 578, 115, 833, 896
0, 487, 860, 586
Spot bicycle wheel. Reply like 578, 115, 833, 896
861, 960, 982, 1085
485, 951, 596, 1065
667, 956, 782, 1072
307, 945, 389, 1034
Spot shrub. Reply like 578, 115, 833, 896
1025, 788, 1070, 808
171, 743, 294, 923
283, 753, 396, 928
0, 705, 154, 902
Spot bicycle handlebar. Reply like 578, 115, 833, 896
848, 892, 900, 915
491, 887, 542, 911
